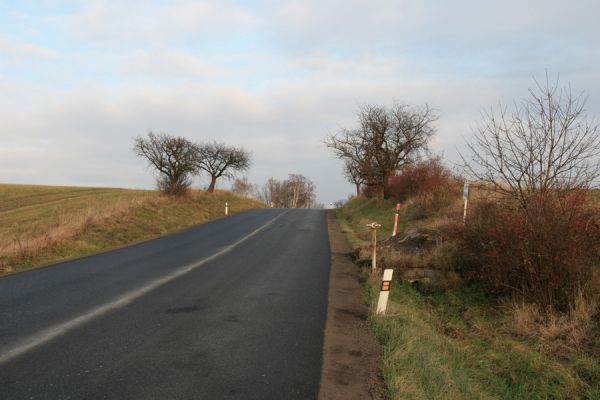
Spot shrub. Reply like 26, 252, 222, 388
387, 157, 462, 218
462, 190, 600, 312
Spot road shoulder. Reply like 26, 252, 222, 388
318, 211, 385, 400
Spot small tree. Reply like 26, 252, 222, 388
285, 174, 317, 208
343, 159, 366, 196
258, 178, 281, 207
196, 142, 251, 193
133, 131, 198, 195
231, 176, 254, 197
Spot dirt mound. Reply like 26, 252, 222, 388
378, 228, 443, 254
357, 227, 457, 286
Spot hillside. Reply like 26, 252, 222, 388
336, 196, 600, 400
0, 184, 265, 275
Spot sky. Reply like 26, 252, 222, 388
1, 0, 599, 204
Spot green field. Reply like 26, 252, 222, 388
0, 184, 265, 275
336, 197, 600, 400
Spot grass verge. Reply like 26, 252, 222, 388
337, 196, 600, 400
0, 184, 264, 275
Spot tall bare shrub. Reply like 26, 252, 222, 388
461, 74, 600, 311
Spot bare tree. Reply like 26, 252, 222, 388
326, 103, 437, 198
461, 74, 600, 209
133, 131, 198, 195
343, 159, 366, 197
285, 174, 316, 208
258, 178, 281, 207
231, 176, 255, 197
259, 174, 316, 208
195, 142, 251, 193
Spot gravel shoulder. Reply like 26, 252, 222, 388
318, 211, 385, 400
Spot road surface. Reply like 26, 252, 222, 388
0, 209, 331, 399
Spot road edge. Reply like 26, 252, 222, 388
0, 208, 263, 279
318, 211, 385, 400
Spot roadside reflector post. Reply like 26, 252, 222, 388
376, 269, 394, 315
463, 181, 470, 223
392, 203, 401, 236
366, 222, 381, 274
225, 202, 229, 216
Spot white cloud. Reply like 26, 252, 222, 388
50, 1, 258, 46
119, 49, 226, 80
0, 37, 58, 61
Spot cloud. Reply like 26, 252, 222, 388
50, 1, 258, 47
0, 37, 58, 61
119, 49, 226, 80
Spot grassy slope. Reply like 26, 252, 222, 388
0, 184, 265, 275
336, 197, 600, 400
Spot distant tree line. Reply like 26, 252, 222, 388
231, 174, 317, 208
133, 131, 250, 195
258, 174, 316, 208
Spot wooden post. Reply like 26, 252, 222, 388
366, 222, 381, 274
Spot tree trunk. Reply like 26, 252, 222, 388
355, 183, 361, 197
382, 171, 391, 199
207, 176, 217, 192
169, 177, 178, 195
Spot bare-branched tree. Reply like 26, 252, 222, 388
133, 131, 199, 195
258, 178, 281, 207
343, 159, 366, 197
461, 74, 600, 209
258, 174, 316, 208
326, 103, 437, 198
231, 176, 255, 197
195, 142, 251, 193
285, 174, 316, 208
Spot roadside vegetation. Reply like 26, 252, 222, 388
332, 75, 600, 399
338, 191, 600, 399
0, 184, 264, 275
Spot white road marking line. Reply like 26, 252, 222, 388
0, 211, 287, 365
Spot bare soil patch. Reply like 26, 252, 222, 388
318, 211, 385, 400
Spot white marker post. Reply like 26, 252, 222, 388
366, 222, 381, 274
225, 202, 229, 216
463, 182, 469, 223
376, 269, 394, 315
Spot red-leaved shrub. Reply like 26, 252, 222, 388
386, 157, 462, 217
462, 191, 600, 312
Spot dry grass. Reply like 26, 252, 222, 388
0, 184, 157, 271
0, 184, 264, 275
505, 295, 598, 354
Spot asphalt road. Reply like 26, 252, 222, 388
0, 209, 331, 400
